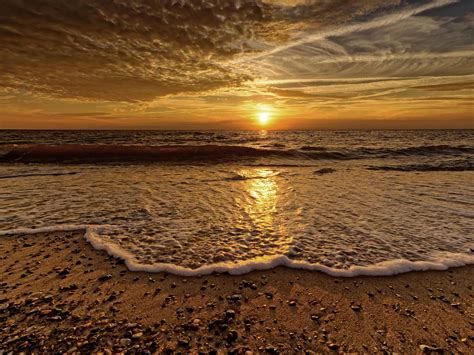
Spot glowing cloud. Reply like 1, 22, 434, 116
0, 0, 472, 129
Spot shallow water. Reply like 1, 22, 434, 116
1, 130, 473, 276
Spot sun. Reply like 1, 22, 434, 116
258, 112, 271, 126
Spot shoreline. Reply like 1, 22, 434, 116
3, 226, 474, 278
1, 231, 473, 353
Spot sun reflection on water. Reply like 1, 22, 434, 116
246, 169, 278, 229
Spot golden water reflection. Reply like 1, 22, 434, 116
245, 169, 278, 229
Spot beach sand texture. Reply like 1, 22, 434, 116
1, 230, 473, 353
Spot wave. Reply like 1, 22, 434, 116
0, 140, 34, 145
301, 144, 474, 157
0, 144, 283, 164
1, 225, 473, 277
368, 159, 474, 172
1, 143, 473, 164
0, 172, 79, 179
383, 145, 474, 156
300, 146, 329, 151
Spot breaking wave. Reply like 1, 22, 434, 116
1, 143, 473, 164
368, 159, 474, 172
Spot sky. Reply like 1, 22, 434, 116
0, 0, 473, 130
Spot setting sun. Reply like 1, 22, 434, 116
258, 112, 271, 126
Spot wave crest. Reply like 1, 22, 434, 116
0, 144, 281, 164
1, 143, 473, 164
368, 159, 474, 172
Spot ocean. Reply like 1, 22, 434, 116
1, 130, 473, 276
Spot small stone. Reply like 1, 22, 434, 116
132, 332, 143, 339
327, 343, 339, 350
177, 339, 190, 348
229, 294, 241, 302
227, 330, 239, 342
288, 301, 297, 307
58, 267, 71, 276
225, 309, 236, 320
265, 346, 278, 354
98, 274, 113, 281
43, 294, 54, 302
120, 338, 132, 347
419, 345, 444, 353
351, 305, 361, 312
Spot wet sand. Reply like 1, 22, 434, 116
1, 230, 473, 353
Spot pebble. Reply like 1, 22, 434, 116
177, 339, 190, 348
228, 294, 241, 302
58, 267, 71, 276
132, 332, 143, 339
225, 309, 236, 320
265, 346, 278, 354
419, 344, 444, 353
227, 330, 239, 342
98, 274, 113, 281
120, 338, 132, 347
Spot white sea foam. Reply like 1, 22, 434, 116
2, 225, 473, 277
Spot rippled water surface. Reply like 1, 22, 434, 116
1, 130, 473, 275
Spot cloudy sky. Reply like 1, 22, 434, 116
0, 0, 473, 129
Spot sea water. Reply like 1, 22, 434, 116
1, 130, 473, 276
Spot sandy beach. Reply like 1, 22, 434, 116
0, 230, 472, 353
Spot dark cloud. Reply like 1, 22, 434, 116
0, 0, 272, 102
0, 0, 472, 123
0, 0, 411, 102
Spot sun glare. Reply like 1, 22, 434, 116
258, 112, 271, 126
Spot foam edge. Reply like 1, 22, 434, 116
2, 225, 474, 278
